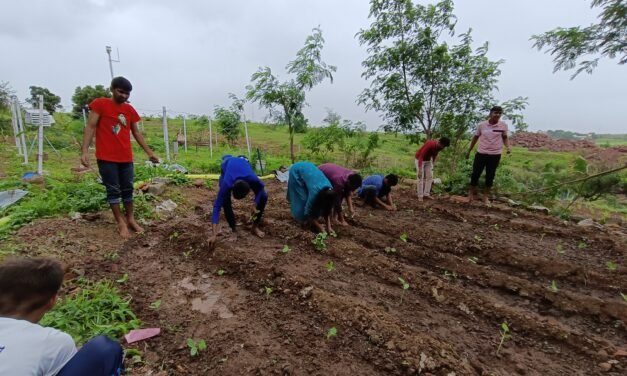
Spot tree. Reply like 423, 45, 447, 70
213, 95, 244, 145
532, 0, 626, 79
26, 86, 62, 114
71, 85, 111, 118
357, 0, 526, 140
0, 81, 14, 112
247, 27, 336, 163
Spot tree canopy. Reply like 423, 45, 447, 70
26, 86, 62, 114
72, 85, 111, 118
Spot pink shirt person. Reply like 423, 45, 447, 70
475, 121, 508, 155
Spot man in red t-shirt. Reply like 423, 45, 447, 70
414, 137, 450, 201
80, 77, 159, 238
465, 106, 511, 204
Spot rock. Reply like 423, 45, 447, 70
515, 363, 526, 375
577, 218, 604, 228
156, 199, 177, 213
528, 205, 550, 214
599, 362, 612, 371
614, 348, 627, 357
597, 349, 609, 359
299, 286, 314, 299
193, 179, 205, 187
145, 182, 166, 195
385, 340, 395, 350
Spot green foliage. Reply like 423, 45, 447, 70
0, 81, 13, 113
532, 0, 626, 78
281, 245, 291, 254
149, 299, 162, 310
26, 86, 62, 114
40, 279, 140, 345
326, 326, 337, 339
399, 233, 408, 242
398, 277, 410, 304
71, 85, 111, 118
496, 322, 510, 355
312, 232, 329, 251
264, 286, 273, 298
549, 280, 559, 293
606, 261, 618, 272
187, 338, 207, 357
325, 260, 335, 272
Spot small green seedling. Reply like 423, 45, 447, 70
312, 232, 329, 251
149, 299, 161, 310
556, 244, 565, 254
281, 245, 291, 254
443, 270, 457, 279
468, 256, 479, 264
398, 277, 410, 304
384, 247, 397, 254
496, 322, 510, 355
216, 269, 226, 276
264, 286, 273, 298
620, 292, 627, 302
106, 252, 119, 261
473, 235, 482, 242
187, 338, 207, 357
182, 250, 192, 258
578, 241, 588, 250
399, 233, 408, 242
116, 273, 128, 283
326, 326, 337, 339
493, 224, 499, 230
607, 261, 618, 272
329, 231, 337, 238
169, 231, 179, 241
325, 260, 335, 272
540, 233, 546, 242
549, 280, 559, 293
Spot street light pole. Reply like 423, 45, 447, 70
105, 46, 120, 79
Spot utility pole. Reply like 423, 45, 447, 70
105, 46, 120, 79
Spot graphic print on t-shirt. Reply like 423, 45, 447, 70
112, 113, 128, 135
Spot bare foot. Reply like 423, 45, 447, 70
251, 226, 265, 238
424, 196, 434, 200
117, 222, 131, 239
418, 197, 424, 202
126, 218, 144, 233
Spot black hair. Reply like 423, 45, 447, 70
0, 257, 64, 315
232, 179, 251, 199
490, 105, 503, 113
361, 186, 377, 205
439, 137, 451, 147
347, 173, 363, 191
384, 174, 399, 186
111, 76, 133, 92
312, 188, 337, 218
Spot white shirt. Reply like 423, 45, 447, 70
0, 317, 77, 376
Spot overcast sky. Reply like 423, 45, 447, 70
1, 0, 625, 133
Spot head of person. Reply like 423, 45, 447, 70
0, 257, 64, 321
383, 174, 399, 188
232, 179, 251, 200
110, 76, 133, 104
312, 188, 337, 218
489, 106, 503, 123
437, 137, 450, 150
347, 173, 363, 191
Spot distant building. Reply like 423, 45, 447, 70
24, 108, 55, 127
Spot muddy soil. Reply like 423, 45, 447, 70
10, 181, 627, 375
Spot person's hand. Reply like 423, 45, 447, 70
207, 233, 218, 249
465, 152, 470, 160
506, 148, 512, 155
148, 153, 160, 164
80, 152, 90, 168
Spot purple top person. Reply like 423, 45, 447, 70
318, 163, 362, 224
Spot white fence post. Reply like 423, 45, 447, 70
162, 106, 171, 162
37, 95, 44, 175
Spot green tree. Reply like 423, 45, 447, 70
532, 0, 626, 79
213, 96, 242, 146
247, 27, 336, 163
0, 81, 13, 112
71, 85, 111, 118
357, 0, 525, 140
26, 86, 62, 114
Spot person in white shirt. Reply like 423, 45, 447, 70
0, 257, 124, 376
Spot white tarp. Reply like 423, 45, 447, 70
0, 189, 28, 210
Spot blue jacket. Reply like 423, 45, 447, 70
287, 162, 332, 222
358, 174, 384, 197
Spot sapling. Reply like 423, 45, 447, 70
281, 245, 291, 254
169, 231, 179, 241
606, 261, 618, 272
325, 260, 335, 272
399, 233, 408, 242
398, 277, 409, 304
216, 269, 226, 276
312, 232, 328, 251
264, 286, 273, 299
149, 299, 161, 310
549, 280, 559, 293
473, 235, 482, 242
187, 338, 207, 357
556, 244, 565, 254
496, 322, 510, 355
326, 326, 337, 339
116, 273, 129, 283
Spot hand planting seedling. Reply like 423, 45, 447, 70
549, 280, 559, 293
468, 256, 479, 264
398, 277, 410, 304
326, 326, 337, 339
473, 234, 482, 242
116, 273, 128, 283
312, 232, 329, 251
149, 299, 161, 310
281, 245, 291, 254
264, 286, 273, 299
399, 233, 408, 242
216, 269, 226, 276
606, 261, 618, 272
384, 247, 397, 254
496, 322, 510, 355
325, 260, 335, 272
187, 338, 207, 357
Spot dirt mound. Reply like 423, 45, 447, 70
511, 132, 597, 152
12, 182, 627, 375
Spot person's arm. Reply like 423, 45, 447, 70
346, 194, 355, 217
466, 135, 479, 159
131, 122, 159, 163
80, 111, 99, 167
374, 196, 394, 210
386, 191, 396, 210
503, 133, 511, 154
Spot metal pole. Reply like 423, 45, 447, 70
162, 106, 170, 162
243, 114, 251, 157
10, 99, 22, 155
37, 95, 44, 175
82, 107, 87, 128
208, 117, 213, 158
183, 114, 188, 152
106, 46, 114, 79
15, 98, 28, 164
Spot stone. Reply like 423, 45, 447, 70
145, 182, 166, 195
614, 348, 627, 357
299, 286, 314, 299
599, 362, 612, 371
528, 205, 550, 214
156, 199, 177, 213
193, 179, 205, 187
515, 363, 526, 375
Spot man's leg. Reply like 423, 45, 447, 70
483, 154, 501, 204
57, 336, 124, 376
423, 161, 434, 199
415, 159, 423, 199
119, 162, 142, 233
468, 154, 486, 203
97, 161, 130, 238
252, 194, 267, 237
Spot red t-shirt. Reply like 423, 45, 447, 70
89, 98, 140, 162
415, 139, 440, 166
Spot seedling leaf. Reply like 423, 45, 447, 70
399, 233, 408, 242
217, 269, 226, 276
281, 245, 291, 253
607, 261, 618, 272
325, 260, 335, 272
326, 326, 337, 339
197, 339, 207, 351
620, 292, 627, 302
149, 299, 161, 310
549, 280, 559, 293
116, 273, 128, 283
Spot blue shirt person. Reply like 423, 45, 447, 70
357, 174, 399, 211
287, 162, 337, 234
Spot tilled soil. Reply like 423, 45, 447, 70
11, 181, 627, 375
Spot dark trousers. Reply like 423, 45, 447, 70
470, 153, 501, 187
57, 336, 124, 376
223, 192, 268, 229
97, 160, 134, 204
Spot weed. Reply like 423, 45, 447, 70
468, 256, 479, 264
325, 260, 335, 272
398, 277, 410, 304
473, 235, 482, 242
217, 269, 226, 276
149, 299, 162, 310
326, 326, 337, 339
116, 273, 129, 283
182, 250, 192, 258
399, 233, 408, 242
607, 261, 618, 272
312, 232, 328, 251
540, 233, 546, 242
187, 338, 207, 357
549, 280, 559, 293
496, 322, 510, 355
384, 247, 397, 254
281, 245, 291, 254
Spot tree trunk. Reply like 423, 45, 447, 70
288, 123, 295, 164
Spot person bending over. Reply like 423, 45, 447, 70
358, 174, 398, 211
415, 137, 450, 201
318, 162, 362, 226
287, 162, 337, 234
